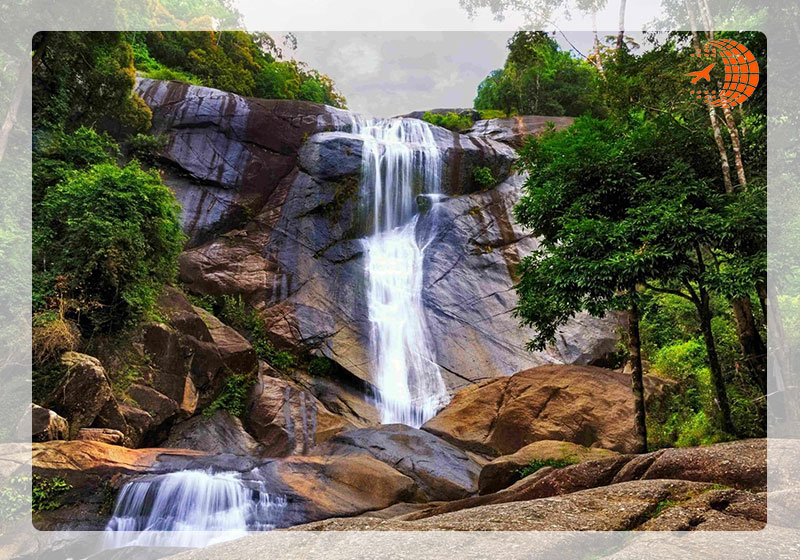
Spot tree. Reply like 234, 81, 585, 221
513, 115, 752, 441
474, 32, 601, 117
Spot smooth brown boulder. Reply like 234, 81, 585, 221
478, 440, 621, 495
45, 353, 116, 439
422, 364, 666, 456
16, 404, 68, 442
126, 383, 179, 426
245, 367, 350, 456
76, 428, 125, 445
314, 424, 481, 501
613, 438, 766, 491
252, 454, 418, 523
164, 409, 265, 456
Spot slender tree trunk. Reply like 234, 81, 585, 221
721, 105, 747, 187
628, 291, 647, 453
685, 18, 734, 193
591, 11, 605, 74
697, 288, 736, 434
732, 295, 767, 394
0, 60, 28, 166
617, 0, 627, 52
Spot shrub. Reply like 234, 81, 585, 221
32, 308, 80, 366
127, 133, 168, 164
308, 356, 334, 377
422, 111, 474, 132
472, 166, 496, 189
0, 476, 29, 522
32, 475, 72, 512
203, 374, 256, 418
33, 160, 185, 332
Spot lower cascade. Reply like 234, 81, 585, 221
352, 116, 450, 427
104, 470, 287, 548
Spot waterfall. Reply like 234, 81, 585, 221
103, 470, 286, 548
352, 116, 450, 427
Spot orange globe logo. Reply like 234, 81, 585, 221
687, 39, 759, 108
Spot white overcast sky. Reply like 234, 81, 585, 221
234, 1, 664, 117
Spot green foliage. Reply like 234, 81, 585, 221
33, 159, 185, 332
472, 166, 496, 189
422, 111, 474, 132
137, 32, 346, 108
474, 32, 602, 117
127, 133, 168, 164
32, 32, 151, 133
517, 457, 578, 480
308, 356, 334, 377
203, 373, 255, 418
31, 475, 71, 513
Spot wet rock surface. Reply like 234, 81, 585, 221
313, 423, 481, 501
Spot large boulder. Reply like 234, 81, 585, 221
15, 404, 68, 442
478, 440, 621, 495
313, 424, 481, 501
422, 365, 667, 456
44, 352, 126, 440
76, 428, 125, 445
612, 438, 766, 491
163, 409, 265, 456
246, 454, 419, 525
245, 367, 351, 456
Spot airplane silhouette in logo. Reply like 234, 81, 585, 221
686, 63, 716, 84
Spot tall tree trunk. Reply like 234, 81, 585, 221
697, 288, 736, 434
616, 0, 627, 52
627, 291, 647, 453
732, 295, 767, 394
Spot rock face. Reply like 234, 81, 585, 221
136, 78, 619, 394
163, 410, 265, 456
292, 479, 764, 531
467, 115, 574, 148
313, 424, 481, 501
245, 367, 352, 456
417, 178, 620, 390
478, 440, 621, 495
16, 404, 68, 442
422, 365, 668, 456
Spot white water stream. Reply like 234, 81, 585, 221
352, 117, 450, 427
104, 470, 286, 548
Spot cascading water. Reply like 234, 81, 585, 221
103, 470, 286, 548
352, 116, 450, 427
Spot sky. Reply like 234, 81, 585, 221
234, 0, 663, 117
